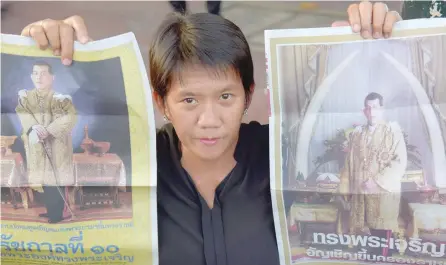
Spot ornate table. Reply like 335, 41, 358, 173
73, 153, 126, 210
406, 203, 446, 241
0, 152, 33, 209
288, 203, 339, 245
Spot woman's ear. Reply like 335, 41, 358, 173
153, 91, 165, 115
153, 91, 171, 121
245, 84, 255, 109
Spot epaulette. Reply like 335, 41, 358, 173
53, 93, 73, 101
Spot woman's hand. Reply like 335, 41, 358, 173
21, 15, 91, 65
332, 1, 402, 39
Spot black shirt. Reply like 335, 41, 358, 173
156, 121, 280, 265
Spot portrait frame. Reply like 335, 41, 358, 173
1, 33, 158, 265
265, 18, 446, 265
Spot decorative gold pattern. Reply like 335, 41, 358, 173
0, 153, 26, 187
73, 153, 124, 186
408, 203, 446, 238
15, 88, 77, 186
340, 122, 406, 235
289, 203, 338, 226
0, 152, 33, 209
73, 153, 126, 209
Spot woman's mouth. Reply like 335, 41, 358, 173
199, 138, 219, 146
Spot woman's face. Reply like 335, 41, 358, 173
159, 66, 251, 162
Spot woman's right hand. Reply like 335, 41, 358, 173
21, 15, 91, 66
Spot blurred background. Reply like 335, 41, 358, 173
1, 1, 404, 127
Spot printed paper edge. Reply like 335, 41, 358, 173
263, 18, 446, 39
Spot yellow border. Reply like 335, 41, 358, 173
1, 43, 154, 265
268, 26, 446, 265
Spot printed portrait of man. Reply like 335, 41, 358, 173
15, 61, 77, 223
339, 92, 407, 256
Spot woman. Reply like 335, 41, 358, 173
20, 2, 401, 265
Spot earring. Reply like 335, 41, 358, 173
163, 115, 169, 122
243, 109, 248, 116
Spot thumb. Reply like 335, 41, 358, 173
331, 20, 350, 27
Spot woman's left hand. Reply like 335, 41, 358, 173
332, 1, 402, 39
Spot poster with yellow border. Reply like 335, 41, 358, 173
266, 18, 446, 265
1, 32, 158, 265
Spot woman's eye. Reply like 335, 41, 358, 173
221, 93, 232, 100
183, 98, 196, 104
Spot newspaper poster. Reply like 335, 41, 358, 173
0, 33, 157, 265
266, 18, 446, 265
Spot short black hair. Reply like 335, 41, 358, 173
32, 61, 53, 74
148, 12, 254, 100
364, 92, 383, 107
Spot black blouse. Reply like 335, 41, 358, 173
156, 121, 280, 265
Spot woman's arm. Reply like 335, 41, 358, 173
20, 2, 401, 63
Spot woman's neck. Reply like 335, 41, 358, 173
180, 146, 237, 208
181, 149, 236, 183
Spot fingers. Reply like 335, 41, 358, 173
345, 1, 402, 39
64, 15, 90, 44
347, 3, 361, 33
20, 15, 91, 66
372, 2, 387, 39
358, 1, 373, 39
42, 131, 49, 139
345, 2, 375, 38
39, 128, 49, 139
59, 15, 91, 65
59, 23, 75, 65
37, 131, 45, 139
22, 23, 49, 50
383, 11, 402, 38
41, 19, 61, 56
34, 127, 46, 137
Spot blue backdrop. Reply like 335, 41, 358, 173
1, 54, 132, 186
